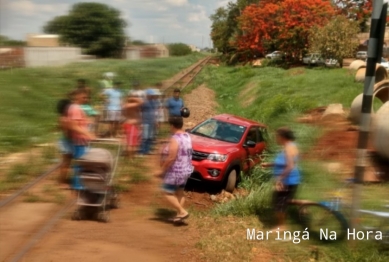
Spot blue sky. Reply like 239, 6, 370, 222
0, 0, 229, 48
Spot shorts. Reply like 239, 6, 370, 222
105, 110, 122, 122
58, 138, 73, 155
273, 185, 298, 213
123, 123, 139, 146
162, 183, 186, 194
72, 145, 87, 159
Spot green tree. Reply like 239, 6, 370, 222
0, 35, 26, 46
131, 40, 148, 46
210, 0, 260, 54
309, 15, 360, 68
168, 43, 192, 56
44, 2, 127, 57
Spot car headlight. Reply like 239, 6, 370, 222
207, 153, 227, 162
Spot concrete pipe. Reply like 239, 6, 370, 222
355, 64, 388, 83
372, 101, 389, 159
349, 80, 389, 124
349, 60, 366, 71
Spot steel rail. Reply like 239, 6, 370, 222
0, 163, 61, 208
8, 200, 76, 262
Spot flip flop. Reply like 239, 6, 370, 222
167, 216, 177, 222
173, 213, 189, 223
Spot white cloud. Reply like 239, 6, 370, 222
217, 0, 229, 8
188, 11, 207, 22
157, 6, 168, 12
8, 0, 68, 17
188, 5, 208, 22
165, 0, 188, 6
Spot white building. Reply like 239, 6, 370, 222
188, 45, 200, 52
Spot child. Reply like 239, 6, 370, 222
122, 92, 143, 161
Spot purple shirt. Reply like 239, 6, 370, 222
162, 133, 193, 185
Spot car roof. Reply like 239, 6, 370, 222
212, 114, 266, 128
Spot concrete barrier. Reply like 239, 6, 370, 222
24, 47, 82, 67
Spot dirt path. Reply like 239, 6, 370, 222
21, 84, 218, 262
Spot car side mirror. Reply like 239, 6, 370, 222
244, 140, 256, 148
185, 128, 191, 133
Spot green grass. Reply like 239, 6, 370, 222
194, 64, 389, 261
0, 53, 205, 153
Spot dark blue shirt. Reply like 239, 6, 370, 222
166, 97, 184, 116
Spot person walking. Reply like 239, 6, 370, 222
166, 88, 185, 117
261, 127, 301, 231
156, 116, 193, 223
101, 81, 123, 137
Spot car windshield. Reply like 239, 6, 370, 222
189, 118, 247, 143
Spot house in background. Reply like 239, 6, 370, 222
24, 33, 81, 67
27, 34, 61, 47
188, 45, 200, 52
124, 43, 169, 60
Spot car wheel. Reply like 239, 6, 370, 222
225, 170, 237, 193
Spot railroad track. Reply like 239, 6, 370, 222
0, 163, 73, 262
161, 56, 211, 93
0, 56, 211, 262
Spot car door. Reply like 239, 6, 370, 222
242, 126, 266, 171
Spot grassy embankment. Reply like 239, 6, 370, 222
0, 53, 205, 196
188, 65, 389, 262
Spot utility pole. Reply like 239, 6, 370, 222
351, 0, 387, 230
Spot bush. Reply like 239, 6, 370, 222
168, 43, 192, 56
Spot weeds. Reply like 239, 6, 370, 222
23, 192, 45, 203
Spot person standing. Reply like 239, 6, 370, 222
67, 89, 96, 190
77, 79, 92, 99
261, 127, 301, 231
122, 92, 143, 161
99, 73, 114, 89
76, 79, 99, 134
166, 88, 185, 117
156, 116, 193, 223
139, 89, 157, 155
56, 98, 73, 186
101, 81, 123, 137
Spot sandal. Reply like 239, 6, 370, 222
167, 216, 177, 222
173, 213, 189, 223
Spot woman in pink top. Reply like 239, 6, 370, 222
67, 89, 95, 190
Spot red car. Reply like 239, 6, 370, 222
187, 114, 267, 192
